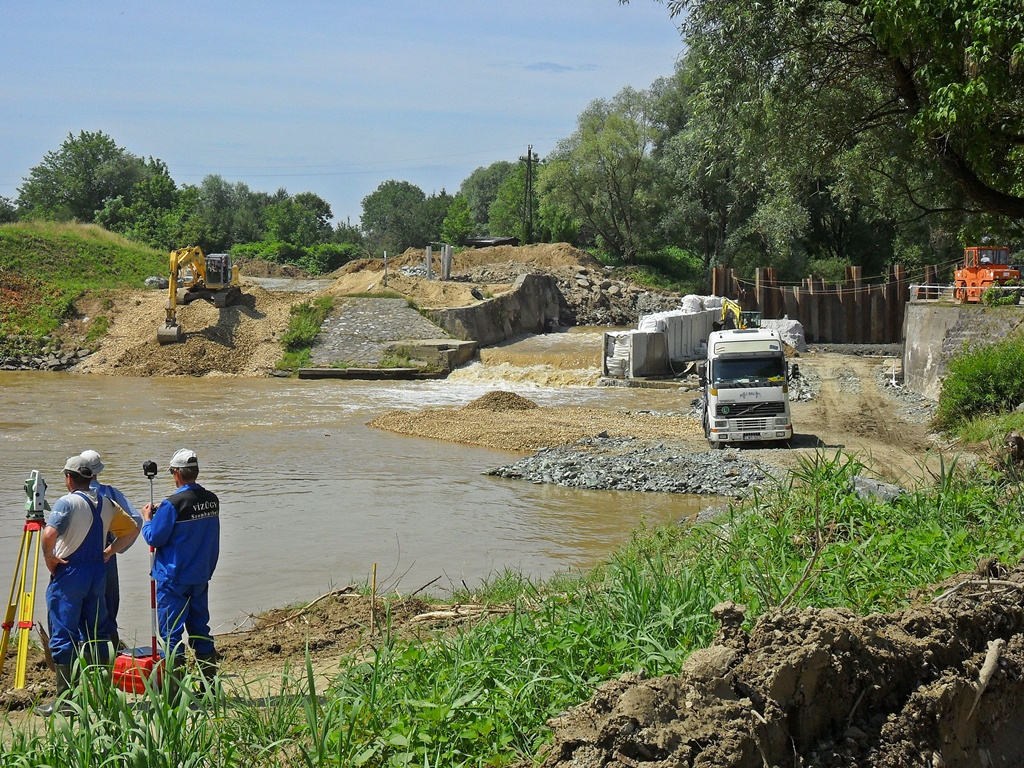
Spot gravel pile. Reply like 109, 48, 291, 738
464, 391, 538, 411
807, 343, 903, 356
788, 366, 821, 402
486, 435, 772, 497
876, 368, 938, 424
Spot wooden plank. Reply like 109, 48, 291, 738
870, 287, 883, 343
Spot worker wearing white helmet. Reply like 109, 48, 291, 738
79, 449, 144, 652
141, 448, 221, 691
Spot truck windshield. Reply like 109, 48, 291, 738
713, 357, 786, 387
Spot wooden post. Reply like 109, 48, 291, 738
870, 287, 883, 343
783, 284, 799, 322
755, 268, 767, 315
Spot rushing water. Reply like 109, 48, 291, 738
0, 329, 708, 646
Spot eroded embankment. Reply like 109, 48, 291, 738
533, 562, 1024, 768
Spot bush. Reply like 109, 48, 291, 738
230, 239, 303, 263
616, 246, 706, 293
297, 243, 361, 275
935, 336, 1024, 430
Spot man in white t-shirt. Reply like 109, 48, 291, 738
36, 455, 140, 717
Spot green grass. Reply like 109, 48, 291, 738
935, 335, 1024, 431
0, 221, 165, 342
275, 296, 334, 372
6, 450, 1024, 766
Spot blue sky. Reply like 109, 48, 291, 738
0, 1, 683, 224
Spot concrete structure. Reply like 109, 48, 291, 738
903, 302, 1024, 399
426, 273, 561, 347
385, 339, 477, 371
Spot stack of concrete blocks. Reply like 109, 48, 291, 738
602, 296, 721, 378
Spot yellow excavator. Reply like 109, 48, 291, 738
157, 246, 242, 344
718, 297, 761, 330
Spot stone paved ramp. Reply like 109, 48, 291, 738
311, 297, 452, 366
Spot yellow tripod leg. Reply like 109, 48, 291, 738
14, 523, 43, 689
0, 527, 31, 675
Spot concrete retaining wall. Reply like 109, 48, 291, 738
425, 273, 561, 346
903, 303, 1024, 399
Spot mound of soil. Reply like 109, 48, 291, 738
75, 285, 301, 377
368, 396, 701, 453
464, 391, 539, 412
532, 564, 1024, 768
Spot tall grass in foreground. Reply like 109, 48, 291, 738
7, 451, 1024, 766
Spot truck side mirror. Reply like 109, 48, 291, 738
698, 362, 706, 386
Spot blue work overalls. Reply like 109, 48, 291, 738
46, 492, 109, 666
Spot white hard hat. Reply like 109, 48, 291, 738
169, 448, 199, 470
79, 449, 105, 475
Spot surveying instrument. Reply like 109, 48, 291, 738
0, 471, 49, 688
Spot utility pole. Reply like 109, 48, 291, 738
519, 145, 538, 244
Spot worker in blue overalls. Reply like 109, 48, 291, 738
142, 448, 221, 694
38, 455, 140, 717
79, 449, 144, 652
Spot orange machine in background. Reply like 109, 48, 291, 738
953, 245, 1018, 303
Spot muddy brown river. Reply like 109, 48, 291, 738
0, 331, 710, 645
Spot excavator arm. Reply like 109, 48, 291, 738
156, 246, 223, 346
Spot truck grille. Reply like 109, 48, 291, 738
715, 401, 786, 418
734, 418, 771, 430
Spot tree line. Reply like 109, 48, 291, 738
2, 0, 1020, 288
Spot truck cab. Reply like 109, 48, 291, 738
701, 328, 792, 447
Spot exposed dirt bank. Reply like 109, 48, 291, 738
531, 562, 1024, 768
74, 284, 302, 377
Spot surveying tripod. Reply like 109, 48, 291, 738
0, 470, 49, 689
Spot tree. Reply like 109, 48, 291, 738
420, 189, 454, 245
96, 159, 179, 248
487, 165, 531, 242
360, 180, 429, 255
541, 87, 661, 262
0, 196, 17, 223
265, 192, 333, 248
441, 195, 475, 245
642, 0, 1024, 222
17, 131, 151, 221
459, 161, 515, 234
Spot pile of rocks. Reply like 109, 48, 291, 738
454, 263, 683, 327
876, 368, 937, 424
556, 268, 682, 326
788, 366, 821, 402
1, 348, 91, 372
487, 434, 772, 497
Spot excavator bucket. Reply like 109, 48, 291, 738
156, 322, 184, 345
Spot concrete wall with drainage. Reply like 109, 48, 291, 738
903, 302, 1024, 400
426, 273, 562, 347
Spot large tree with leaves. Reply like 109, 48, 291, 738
637, 0, 1024, 228
18, 131, 153, 222
360, 180, 430, 255
541, 87, 662, 262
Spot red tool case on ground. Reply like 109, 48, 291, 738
113, 646, 163, 693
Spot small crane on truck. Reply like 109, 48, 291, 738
156, 247, 242, 344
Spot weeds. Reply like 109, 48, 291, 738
276, 296, 334, 372
935, 335, 1024, 431
6, 450, 1024, 766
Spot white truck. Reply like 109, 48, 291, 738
700, 327, 793, 447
